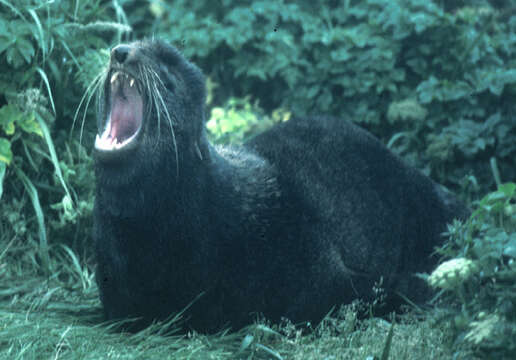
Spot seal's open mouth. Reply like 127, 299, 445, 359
95, 71, 143, 152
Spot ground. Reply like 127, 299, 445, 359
0, 247, 466, 360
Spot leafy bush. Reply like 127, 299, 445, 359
2, 0, 512, 279
121, 0, 516, 194
206, 97, 290, 144
427, 182, 516, 358
0, 0, 126, 269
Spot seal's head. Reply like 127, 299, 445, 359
94, 40, 206, 168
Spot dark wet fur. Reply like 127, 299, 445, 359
94, 40, 469, 333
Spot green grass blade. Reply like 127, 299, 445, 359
0, 0, 27, 21
112, 0, 130, 42
12, 165, 50, 273
60, 244, 89, 290
490, 157, 502, 187
34, 111, 71, 200
238, 334, 254, 353
380, 318, 395, 360
0, 162, 5, 199
387, 132, 409, 149
22, 140, 40, 172
28, 8, 46, 61
36, 67, 56, 115
59, 39, 81, 70
255, 344, 283, 360
73, 0, 79, 19
255, 324, 282, 337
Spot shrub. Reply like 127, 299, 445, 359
121, 0, 516, 194
0, 0, 126, 269
427, 182, 516, 358
206, 97, 290, 144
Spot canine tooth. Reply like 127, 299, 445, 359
110, 72, 119, 84
130, 78, 135, 87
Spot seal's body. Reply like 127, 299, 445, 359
93, 40, 467, 332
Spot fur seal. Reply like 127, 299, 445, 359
93, 39, 468, 332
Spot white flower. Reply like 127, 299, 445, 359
428, 257, 478, 290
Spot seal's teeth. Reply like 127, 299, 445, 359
130, 78, 135, 87
110, 72, 119, 84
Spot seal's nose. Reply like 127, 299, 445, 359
111, 44, 131, 64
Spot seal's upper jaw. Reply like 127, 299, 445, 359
95, 44, 143, 158
95, 70, 142, 153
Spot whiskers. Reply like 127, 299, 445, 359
73, 62, 180, 177
139, 64, 179, 177
72, 68, 108, 146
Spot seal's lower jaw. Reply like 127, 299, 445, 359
94, 120, 141, 159
95, 70, 143, 161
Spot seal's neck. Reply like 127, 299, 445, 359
95, 139, 281, 242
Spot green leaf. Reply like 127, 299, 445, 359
0, 104, 22, 134
18, 111, 42, 136
0, 105, 44, 137
3, 121, 15, 135
503, 236, 516, 258
498, 183, 516, 198
16, 37, 35, 64
417, 76, 439, 104
330, 48, 351, 62
0, 18, 7, 36
0, 36, 14, 53
6, 46, 24, 68
0, 137, 12, 164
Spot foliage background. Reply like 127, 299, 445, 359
0, 0, 515, 358
137, 0, 516, 195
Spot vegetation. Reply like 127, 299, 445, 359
427, 181, 516, 359
1, 0, 515, 359
1, 245, 454, 359
0, 0, 128, 272
206, 97, 290, 144
130, 0, 516, 194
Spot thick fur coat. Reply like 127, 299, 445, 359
93, 40, 468, 332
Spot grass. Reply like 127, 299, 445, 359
0, 235, 465, 360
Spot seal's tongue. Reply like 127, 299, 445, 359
95, 72, 142, 151
110, 81, 142, 142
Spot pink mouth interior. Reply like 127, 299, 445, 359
110, 89, 142, 142
96, 73, 143, 150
